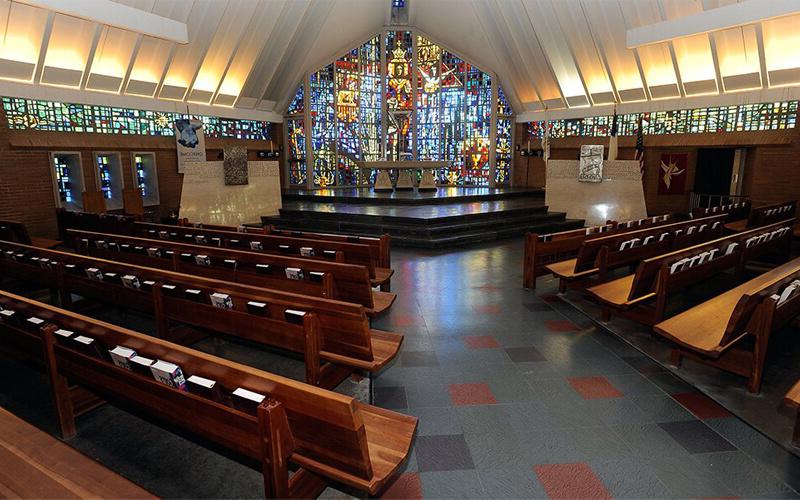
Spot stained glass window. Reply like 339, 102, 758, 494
96, 155, 113, 200
134, 154, 147, 198
291, 30, 512, 187
287, 85, 304, 115
2, 97, 272, 141
525, 101, 797, 140
496, 87, 512, 186
53, 155, 73, 204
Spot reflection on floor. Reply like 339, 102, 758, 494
0, 239, 799, 498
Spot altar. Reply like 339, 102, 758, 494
355, 160, 445, 192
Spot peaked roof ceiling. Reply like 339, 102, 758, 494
0, 0, 798, 122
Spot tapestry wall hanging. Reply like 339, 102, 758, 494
658, 153, 687, 195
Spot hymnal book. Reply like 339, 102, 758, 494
150, 360, 188, 391
725, 243, 739, 256
85, 267, 103, 281
229, 239, 241, 247
192, 222, 202, 228
698, 224, 707, 232
776, 284, 798, 306
669, 259, 687, 274
323, 250, 337, 259
249, 241, 263, 251
14, 253, 24, 261
146, 247, 162, 258
285, 267, 304, 280
3, 250, 14, 259
674, 229, 684, 237
187, 375, 222, 402
687, 255, 702, 268
103, 272, 122, 284
109, 346, 137, 371
686, 226, 697, 235
347, 236, 360, 243
29, 257, 40, 264
108, 242, 119, 251
130, 355, 155, 376
121, 275, 141, 289
25, 316, 45, 331
292, 231, 304, 237
0, 309, 17, 324
285, 309, 306, 325
712, 222, 721, 230
642, 236, 654, 246
142, 280, 156, 291
147, 230, 157, 237
232, 387, 266, 415
278, 245, 291, 254
158, 231, 168, 239
584, 228, 591, 236
211, 237, 222, 247
195, 255, 211, 266
120, 244, 131, 252
164, 251, 175, 259
195, 235, 207, 244
223, 259, 238, 270
134, 246, 146, 254
168, 232, 178, 238
708, 249, 719, 260
71, 335, 106, 359
184, 289, 204, 302
309, 271, 324, 283
210, 293, 233, 310
246, 301, 268, 316
619, 240, 631, 251
180, 253, 193, 262
237, 225, 246, 233
697, 252, 711, 265
711, 206, 719, 213
65, 264, 81, 275
161, 284, 178, 296
54, 329, 73, 342
629, 238, 641, 248
38, 258, 52, 270
255, 264, 270, 274
183, 234, 194, 241
300, 247, 315, 257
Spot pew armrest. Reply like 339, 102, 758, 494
785, 381, 800, 409
546, 259, 597, 280
367, 291, 397, 317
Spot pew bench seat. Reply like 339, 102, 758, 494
0, 407, 155, 498
370, 291, 397, 316
29, 237, 62, 250
545, 258, 598, 280
355, 404, 418, 492
724, 219, 748, 232
372, 267, 394, 288
326, 329, 403, 372
654, 268, 790, 356
784, 380, 800, 448
587, 275, 655, 309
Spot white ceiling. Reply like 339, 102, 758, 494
0, 0, 798, 122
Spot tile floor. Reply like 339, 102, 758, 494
1, 238, 799, 498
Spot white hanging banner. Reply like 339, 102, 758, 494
174, 118, 206, 173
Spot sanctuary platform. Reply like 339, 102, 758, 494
263, 187, 584, 248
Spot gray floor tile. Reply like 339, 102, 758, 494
658, 420, 737, 454
419, 470, 486, 499
415, 435, 475, 472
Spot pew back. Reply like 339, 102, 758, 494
691, 200, 751, 221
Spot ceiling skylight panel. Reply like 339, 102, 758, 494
87, 26, 138, 93
762, 13, 800, 87
714, 25, 761, 91
0, 1, 48, 82
41, 14, 96, 88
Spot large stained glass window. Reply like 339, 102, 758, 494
295, 30, 513, 187
2, 97, 272, 141
53, 155, 73, 204
524, 101, 797, 140
286, 85, 307, 186
96, 155, 113, 200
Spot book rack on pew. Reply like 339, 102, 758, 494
0, 290, 417, 497
0, 241, 402, 389
588, 219, 796, 326
544, 214, 728, 293
67, 229, 395, 317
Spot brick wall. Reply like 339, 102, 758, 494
513, 119, 800, 215
0, 109, 283, 239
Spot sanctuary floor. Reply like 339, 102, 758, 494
1, 239, 799, 498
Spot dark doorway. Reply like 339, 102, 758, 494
694, 148, 735, 195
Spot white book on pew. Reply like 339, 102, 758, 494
150, 360, 188, 391
696, 252, 711, 265
109, 346, 137, 371
674, 229, 684, 237
250, 241, 263, 251
121, 275, 141, 289
300, 247, 315, 257
187, 375, 222, 402
712, 222, 720, 230
285, 267, 304, 280
585, 228, 592, 236
629, 238, 641, 247
652, 217, 658, 223
711, 206, 718, 212
146, 247, 161, 258
686, 226, 697, 235
194, 254, 211, 266
210, 292, 233, 310
54, 328, 72, 341
745, 237, 755, 248
725, 243, 739, 255
758, 233, 769, 244
698, 224, 708, 232
642, 236, 654, 246
776, 284, 799, 305
669, 259, 687, 274
688, 255, 703, 267
619, 240, 630, 251
195, 235, 207, 244
232, 387, 266, 415
659, 232, 670, 242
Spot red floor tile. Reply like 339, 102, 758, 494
544, 319, 580, 332
463, 335, 500, 349
568, 376, 624, 399
448, 382, 497, 406
672, 392, 732, 419
379, 472, 422, 499
534, 463, 611, 500
473, 304, 502, 315
390, 314, 424, 328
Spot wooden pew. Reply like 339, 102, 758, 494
0, 241, 402, 388
0, 219, 61, 249
784, 381, 800, 447
133, 222, 394, 291
653, 256, 800, 393
0, 406, 156, 498
180, 219, 392, 290
56, 209, 137, 241
0, 291, 417, 497
589, 219, 796, 326
690, 200, 751, 221
523, 214, 675, 289
725, 200, 797, 232
68, 229, 395, 316
545, 214, 728, 292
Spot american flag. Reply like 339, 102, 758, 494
634, 116, 645, 177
